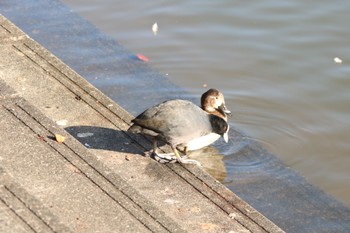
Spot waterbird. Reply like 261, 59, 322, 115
128, 89, 231, 165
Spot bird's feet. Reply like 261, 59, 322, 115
153, 152, 201, 166
153, 152, 177, 163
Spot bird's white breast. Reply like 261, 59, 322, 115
185, 133, 221, 151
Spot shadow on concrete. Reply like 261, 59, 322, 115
65, 125, 227, 182
65, 125, 153, 154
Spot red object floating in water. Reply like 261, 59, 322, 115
136, 54, 149, 62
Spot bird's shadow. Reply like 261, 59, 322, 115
64, 125, 162, 155
65, 125, 227, 182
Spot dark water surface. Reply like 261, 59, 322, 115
61, 0, 350, 209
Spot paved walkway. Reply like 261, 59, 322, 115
0, 15, 283, 232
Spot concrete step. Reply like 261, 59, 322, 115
0, 15, 283, 233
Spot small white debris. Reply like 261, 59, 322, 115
229, 213, 236, 219
56, 119, 68, 126
152, 22, 158, 35
77, 132, 94, 138
163, 199, 179, 205
334, 57, 342, 64
84, 143, 91, 148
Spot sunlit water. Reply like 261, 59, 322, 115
62, 0, 350, 207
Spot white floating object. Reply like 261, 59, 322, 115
152, 22, 158, 35
77, 132, 94, 138
334, 57, 342, 64
56, 119, 68, 126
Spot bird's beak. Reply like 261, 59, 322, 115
218, 103, 232, 117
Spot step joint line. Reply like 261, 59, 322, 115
23, 41, 129, 125
5, 103, 161, 233
5, 102, 181, 233
2, 185, 56, 233
0, 193, 37, 233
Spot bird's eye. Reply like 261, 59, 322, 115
215, 97, 218, 99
